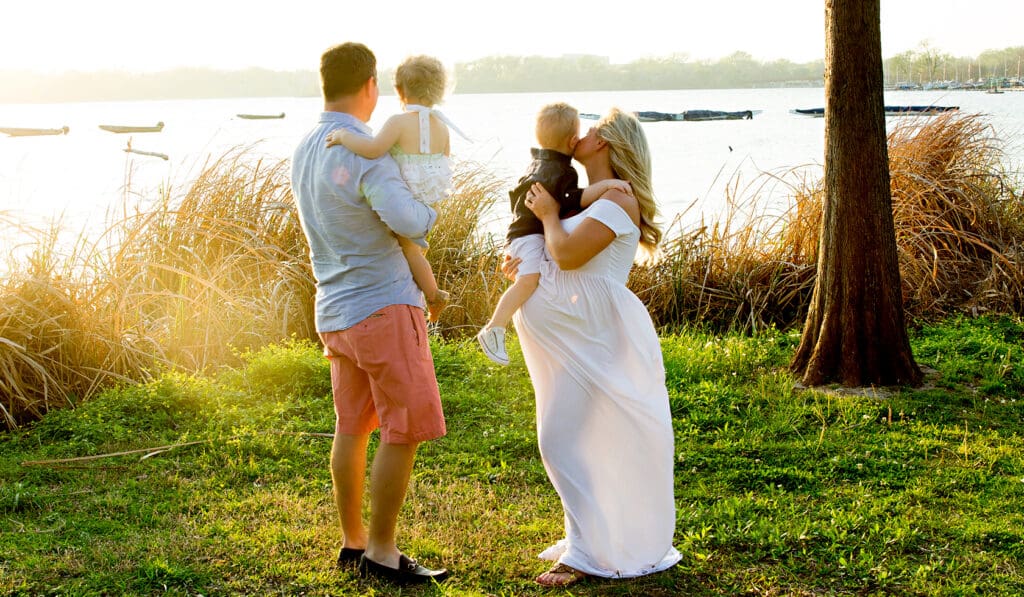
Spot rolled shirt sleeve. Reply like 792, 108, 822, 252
361, 156, 436, 248
292, 111, 439, 332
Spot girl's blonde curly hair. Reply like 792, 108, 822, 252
394, 55, 447, 106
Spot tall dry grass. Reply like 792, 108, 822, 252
629, 171, 821, 332
631, 112, 1023, 331
100, 150, 315, 370
0, 154, 506, 429
887, 113, 1024, 317
0, 150, 315, 428
2, 112, 1021, 428
426, 163, 508, 337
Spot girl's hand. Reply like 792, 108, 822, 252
325, 130, 346, 147
500, 254, 522, 282
524, 182, 559, 220
605, 179, 633, 197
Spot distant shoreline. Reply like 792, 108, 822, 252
4, 45, 1020, 104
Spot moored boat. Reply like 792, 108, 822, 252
124, 147, 169, 160
791, 106, 959, 117
581, 110, 759, 122
236, 112, 285, 119
1, 125, 69, 137
123, 139, 168, 160
99, 122, 164, 133
678, 109, 757, 121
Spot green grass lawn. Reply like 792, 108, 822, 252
2, 315, 1023, 596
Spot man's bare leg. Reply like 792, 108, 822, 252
331, 433, 370, 549
363, 441, 419, 568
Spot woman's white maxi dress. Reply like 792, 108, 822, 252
513, 199, 681, 578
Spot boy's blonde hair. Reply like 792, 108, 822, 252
394, 55, 447, 106
535, 103, 579, 150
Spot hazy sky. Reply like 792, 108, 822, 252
1, 0, 1020, 73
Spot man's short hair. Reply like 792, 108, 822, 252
320, 43, 377, 101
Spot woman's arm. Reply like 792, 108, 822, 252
525, 182, 616, 270
326, 115, 404, 158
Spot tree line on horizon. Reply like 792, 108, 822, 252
885, 42, 1024, 85
0, 44, 1020, 104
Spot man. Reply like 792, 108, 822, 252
291, 42, 448, 585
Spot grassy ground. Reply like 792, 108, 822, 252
1, 315, 1023, 596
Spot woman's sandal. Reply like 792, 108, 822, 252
426, 289, 450, 323
535, 563, 587, 587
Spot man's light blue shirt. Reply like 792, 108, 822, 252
292, 111, 437, 332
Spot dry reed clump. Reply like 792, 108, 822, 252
103, 150, 315, 370
0, 152, 508, 428
427, 162, 508, 337
885, 113, 1023, 318
0, 224, 162, 429
630, 112, 1023, 332
0, 149, 315, 429
629, 172, 819, 332
782, 112, 1024, 321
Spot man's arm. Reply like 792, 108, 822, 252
361, 156, 437, 247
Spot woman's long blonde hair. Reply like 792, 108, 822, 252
596, 108, 663, 256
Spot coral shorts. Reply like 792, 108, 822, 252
319, 304, 446, 444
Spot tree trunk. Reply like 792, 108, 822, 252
790, 0, 923, 387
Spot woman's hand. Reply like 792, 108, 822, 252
500, 254, 522, 281
524, 183, 559, 221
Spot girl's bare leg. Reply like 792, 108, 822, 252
398, 236, 448, 322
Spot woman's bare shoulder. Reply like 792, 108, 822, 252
599, 189, 641, 226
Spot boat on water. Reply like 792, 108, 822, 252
236, 112, 285, 119
1, 125, 69, 137
580, 109, 759, 122
791, 106, 959, 117
124, 147, 168, 160
123, 139, 168, 161
99, 122, 164, 133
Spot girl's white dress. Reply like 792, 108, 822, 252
389, 104, 462, 206
513, 199, 681, 578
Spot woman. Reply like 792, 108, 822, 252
511, 108, 681, 587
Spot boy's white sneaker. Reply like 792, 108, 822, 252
476, 326, 510, 366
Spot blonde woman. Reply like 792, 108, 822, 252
326, 55, 468, 322
508, 108, 680, 587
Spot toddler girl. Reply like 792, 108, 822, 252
326, 55, 468, 321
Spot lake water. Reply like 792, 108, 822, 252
2, 88, 1022, 245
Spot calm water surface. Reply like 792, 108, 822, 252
2, 88, 1022, 245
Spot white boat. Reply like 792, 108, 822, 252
580, 110, 760, 122
236, 112, 285, 120
99, 122, 164, 133
1, 126, 69, 137
123, 139, 168, 160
